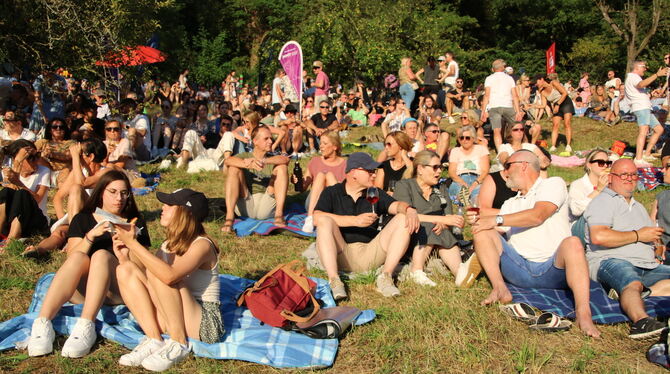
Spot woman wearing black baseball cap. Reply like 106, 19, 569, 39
112, 188, 224, 371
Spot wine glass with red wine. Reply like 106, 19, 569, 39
366, 187, 379, 215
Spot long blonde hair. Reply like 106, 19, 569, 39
320, 131, 342, 156
165, 206, 219, 256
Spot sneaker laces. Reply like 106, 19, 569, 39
158, 341, 187, 360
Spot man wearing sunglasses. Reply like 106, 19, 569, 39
584, 159, 670, 339
313, 152, 419, 300
304, 99, 339, 153
312, 61, 330, 108
471, 150, 600, 337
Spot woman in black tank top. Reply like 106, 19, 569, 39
478, 171, 516, 215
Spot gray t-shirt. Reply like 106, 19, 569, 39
656, 190, 670, 246
584, 187, 657, 281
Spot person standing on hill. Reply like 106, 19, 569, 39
480, 59, 523, 150
312, 61, 330, 108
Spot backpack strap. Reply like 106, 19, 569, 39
279, 260, 320, 323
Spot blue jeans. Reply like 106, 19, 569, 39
399, 83, 415, 108
499, 236, 568, 289
597, 258, 670, 294
448, 173, 480, 203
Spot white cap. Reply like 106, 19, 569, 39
437, 56, 446, 61
505, 66, 514, 74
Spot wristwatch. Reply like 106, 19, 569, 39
495, 215, 504, 226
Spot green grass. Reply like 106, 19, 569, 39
0, 116, 668, 373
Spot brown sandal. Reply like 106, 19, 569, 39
221, 219, 234, 233
273, 216, 286, 227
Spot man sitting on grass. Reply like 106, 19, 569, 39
221, 125, 289, 233
585, 158, 669, 340
313, 152, 419, 300
470, 150, 600, 337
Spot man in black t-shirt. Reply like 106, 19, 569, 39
304, 99, 339, 153
313, 152, 419, 300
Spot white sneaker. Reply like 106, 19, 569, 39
448, 116, 456, 124
549, 146, 557, 153
175, 157, 187, 169
455, 253, 482, 288
565, 144, 572, 153
159, 159, 172, 170
409, 270, 437, 287
61, 318, 97, 358
28, 317, 55, 357
643, 154, 658, 162
119, 337, 165, 367
634, 158, 652, 168
301, 216, 314, 233
141, 339, 190, 372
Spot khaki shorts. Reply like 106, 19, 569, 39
337, 233, 386, 273
235, 192, 276, 220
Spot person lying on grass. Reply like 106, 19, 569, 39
469, 150, 600, 338
112, 188, 223, 372
27, 170, 151, 358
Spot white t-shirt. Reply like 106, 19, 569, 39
568, 173, 595, 222
496, 143, 537, 161
272, 77, 283, 104
484, 72, 516, 109
19, 165, 51, 218
450, 144, 489, 175
97, 103, 111, 119
499, 177, 571, 262
129, 114, 152, 151
444, 61, 459, 86
624, 72, 651, 112
0, 128, 36, 142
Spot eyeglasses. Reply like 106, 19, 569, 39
51, 125, 66, 130
611, 172, 639, 181
459, 136, 472, 141
105, 188, 130, 198
512, 128, 524, 132
589, 159, 613, 167
504, 161, 527, 170
456, 81, 463, 83
306, 100, 313, 103
423, 164, 443, 172
320, 106, 329, 109
221, 122, 232, 127
105, 127, 121, 132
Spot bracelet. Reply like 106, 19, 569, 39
633, 230, 639, 243
84, 235, 93, 244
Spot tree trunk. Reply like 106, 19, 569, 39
248, 31, 269, 70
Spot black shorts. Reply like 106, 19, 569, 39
552, 99, 575, 117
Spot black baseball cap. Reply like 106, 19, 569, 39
346, 152, 381, 173
156, 188, 209, 223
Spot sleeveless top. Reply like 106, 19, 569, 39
398, 67, 412, 85
381, 159, 406, 191
423, 65, 440, 87
491, 171, 516, 209
546, 88, 561, 104
158, 236, 220, 303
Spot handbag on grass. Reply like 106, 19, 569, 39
237, 260, 320, 328
292, 306, 362, 339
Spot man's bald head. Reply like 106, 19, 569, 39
611, 158, 634, 173
608, 158, 637, 198
509, 149, 541, 172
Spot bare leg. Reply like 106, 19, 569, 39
493, 128, 503, 151
315, 215, 347, 281
292, 127, 304, 153
437, 132, 450, 160
377, 214, 411, 275
645, 125, 664, 157
307, 172, 327, 216
635, 126, 649, 160
116, 262, 162, 340
438, 246, 462, 275
271, 164, 288, 220
80, 250, 121, 321
146, 271, 202, 344
23, 225, 69, 255
648, 279, 670, 296
223, 166, 247, 231
38, 252, 91, 320
554, 236, 600, 338
6, 217, 21, 240
620, 281, 649, 323
410, 245, 433, 272
472, 229, 512, 305
564, 114, 573, 146
446, 98, 454, 117
551, 116, 561, 147
67, 183, 86, 222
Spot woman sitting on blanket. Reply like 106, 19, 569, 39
568, 148, 611, 241
296, 131, 346, 233
496, 122, 550, 177
27, 170, 150, 358
374, 131, 414, 195
112, 188, 223, 371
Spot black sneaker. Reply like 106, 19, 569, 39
629, 317, 667, 340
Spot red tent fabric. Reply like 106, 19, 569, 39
96, 46, 167, 67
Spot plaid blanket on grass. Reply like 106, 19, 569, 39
507, 280, 670, 324
637, 167, 666, 191
132, 172, 161, 196
0, 273, 375, 368
233, 203, 315, 238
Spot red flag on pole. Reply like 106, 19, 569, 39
546, 42, 556, 74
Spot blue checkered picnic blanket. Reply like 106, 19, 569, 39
507, 280, 670, 324
0, 273, 375, 368
233, 203, 315, 238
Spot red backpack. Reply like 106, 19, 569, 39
237, 260, 320, 328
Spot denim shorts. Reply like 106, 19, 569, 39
499, 237, 568, 289
634, 109, 661, 128
597, 258, 670, 294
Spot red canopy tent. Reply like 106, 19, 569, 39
95, 45, 167, 67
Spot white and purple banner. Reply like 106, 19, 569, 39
278, 41, 303, 107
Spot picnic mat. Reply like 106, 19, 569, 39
132, 172, 161, 196
0, 273, 376, 368
507, 280, 670, 324
233, 203, 315, 238
637, 166, 666, 191
550, 155, 585, 168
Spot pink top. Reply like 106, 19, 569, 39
579, 77, 591, 102
449, 144, 489, 175
307, 156, 346, 182
315, 71, 330, 96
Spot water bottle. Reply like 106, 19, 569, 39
452, 205, 463, 236
293, 157, 304, 192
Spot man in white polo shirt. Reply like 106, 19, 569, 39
625, 60, 668, 166
470, 150, 600, 337
480, 59, 523, 150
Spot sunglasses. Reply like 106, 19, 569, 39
51, 125, 66, 130
459, 136, 472, 141
307, 100, 313, 102
423, 164, 443, 172
221, 122, 232, 127
320, 106, 329, 109
512, 128, 524, 132
460, 116, 468, 119
589, 159, 612, 167
312, 66, 320, 69
426, 129, 440, 133
105, 127, 121, 132
504, 160, 527, 170
611, 172, 639, 181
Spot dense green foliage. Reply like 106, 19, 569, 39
0, 0, 668, 88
